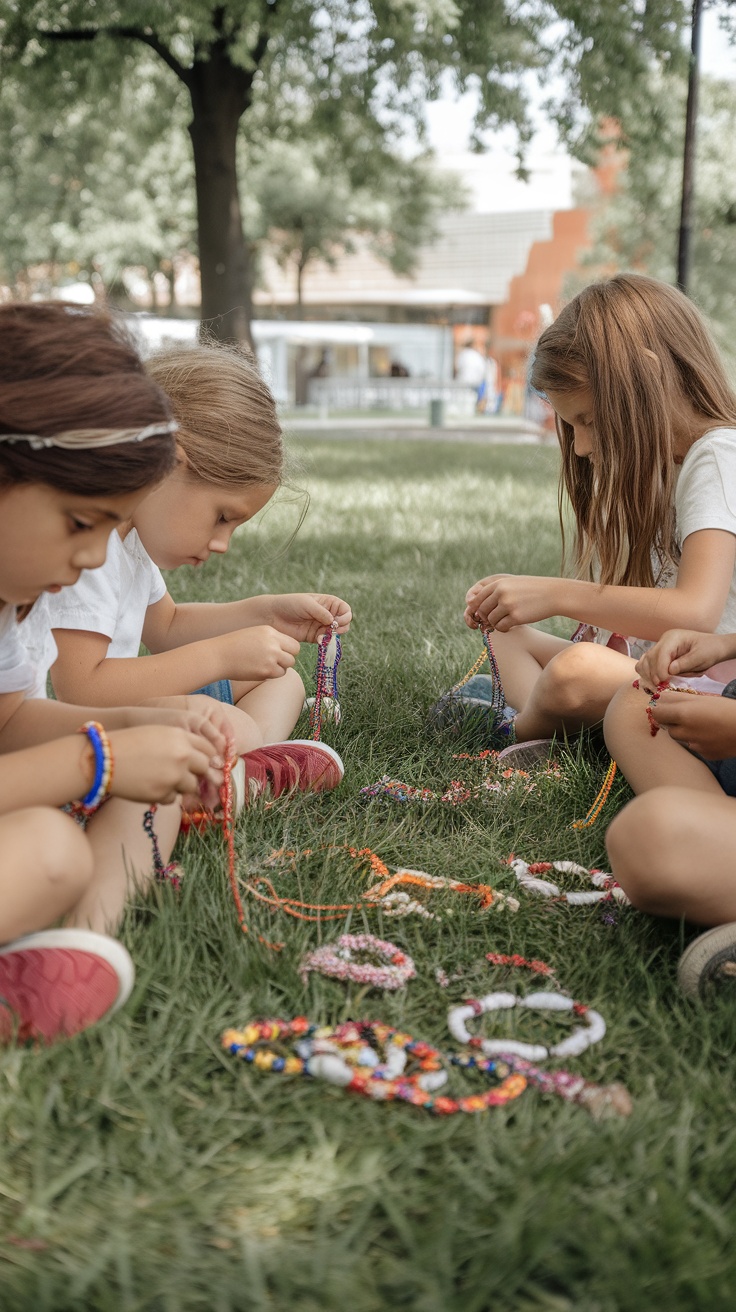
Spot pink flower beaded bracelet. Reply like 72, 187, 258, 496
299, 933, 416, 990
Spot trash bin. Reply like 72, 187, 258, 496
429, 398, 444, 428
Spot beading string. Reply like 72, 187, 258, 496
142, 805, 184, 891
244, 845, 517, 924
633, 677, 713, 736
309, 621, 341, 741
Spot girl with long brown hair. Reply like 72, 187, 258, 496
27, 342, 351, 805
0, 303, 229, 1045
430, 273, 736, 766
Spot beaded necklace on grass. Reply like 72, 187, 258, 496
221, 1018, 528, 1114
509, 856, 630, 907
246, 844, 518, 925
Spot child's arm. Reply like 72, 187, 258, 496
142, 591, 352, 650
465, 529, 736, 640
635, 630, 736, 686
0, 722, 222, 817
50, 621, 300, 707
0, 688, 230, 759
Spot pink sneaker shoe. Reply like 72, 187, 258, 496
240, 739, 344, 805
0, 929, 134, 1045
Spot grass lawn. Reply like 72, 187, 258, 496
2, 438, 736, 1311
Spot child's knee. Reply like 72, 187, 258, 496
283, 666, 305, 703
541, 643, 604, 714
32, 809, 94, 900
606, 792, 681, 912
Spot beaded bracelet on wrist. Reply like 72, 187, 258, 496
75, 720, 114, 815
299, 934, 416, 990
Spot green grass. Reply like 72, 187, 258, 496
2, 439, 736, 1311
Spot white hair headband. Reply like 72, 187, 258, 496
0, 420, 177, 451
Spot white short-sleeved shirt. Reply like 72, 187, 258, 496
19, 529, 167, 697
586, 427, 736, 657
0, 604, 35, 696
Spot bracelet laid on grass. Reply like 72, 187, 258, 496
222, 1017, 528, 1114
299, 934, 416, 990
449, 1052, 632, 1119
77, 720, 114, 814
448, 990, 606, 1062
509, 856, 630, 906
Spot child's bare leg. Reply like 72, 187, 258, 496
232, 667, 306, 744
0, 809, 94, 943
607, 787, 736, 924
604, 682, 723, 795
510, 641, 637, 741
479, 626, 570, 710
68, 798, 181, 934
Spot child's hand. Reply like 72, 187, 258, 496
652, 691, 736, 760
635, 630, 735, 686
222, 625, 300, 680
464, 574, 562, 630
126, 699, 230, 764
108, 726, 222, 805
263, 593, 352, 643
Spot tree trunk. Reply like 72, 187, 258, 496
187, 46, 255, 347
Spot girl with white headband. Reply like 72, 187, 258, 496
0, 301, 231, 1046
26, 342, 352, 807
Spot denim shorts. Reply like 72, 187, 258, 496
192, 678, 235, 706
696, 679, 736, 797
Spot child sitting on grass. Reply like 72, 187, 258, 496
605, 626, 736, 997
0, 302, 227, 1045
429, 274, 736, 766
23, 342, 351, 807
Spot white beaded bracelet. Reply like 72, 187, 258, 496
448, 989, 606, 1062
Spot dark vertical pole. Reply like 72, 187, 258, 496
676, 0, 704, 293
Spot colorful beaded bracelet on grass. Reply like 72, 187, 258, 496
449, 1052, 632, 1119
77, 720, 113, 814
509, 857, 630, 906
222, 1018, 528, 1115
299, 934, 416, 990
448, 989, 606, 1062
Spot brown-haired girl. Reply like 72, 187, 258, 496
27, 342, 351, 800
430, 273, 736, 764
0, 303, 230, 1044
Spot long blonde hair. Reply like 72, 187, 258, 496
531, 274, 736, 587
146, 341, 283, 488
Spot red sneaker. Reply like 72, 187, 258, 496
240, 739, 344, 804
0, 929, 134, 1045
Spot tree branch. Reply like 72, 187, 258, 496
42, 26, 193, 88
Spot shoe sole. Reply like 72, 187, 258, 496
0, 929, 135, 1014
281, 739, 345, 782
677, 923, 736, 999
496, 739, 555, 769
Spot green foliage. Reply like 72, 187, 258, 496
249, 137, 464, 304
0, 53, 195, 295
583, 76, 736, 369
2, 437, 736, 1308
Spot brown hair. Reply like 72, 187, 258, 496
531, 274, 736, 588
145, 342, 283, 488
0, 302, 176, 495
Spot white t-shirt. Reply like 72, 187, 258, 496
588, 426, 736, 657
20, 529, 167, 695
0, 604, 35, 696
